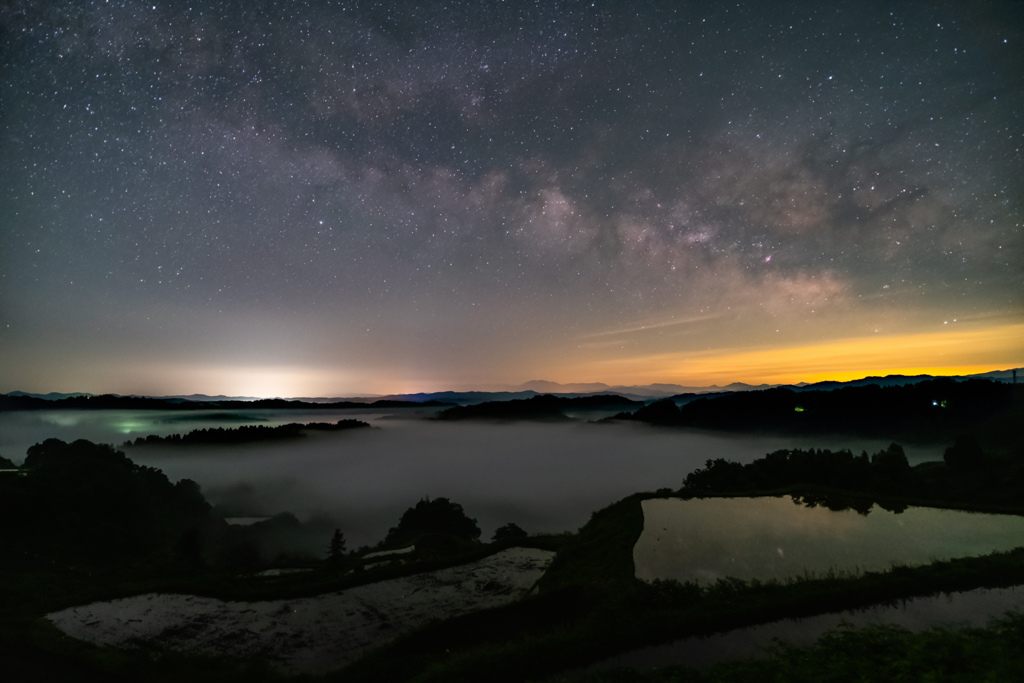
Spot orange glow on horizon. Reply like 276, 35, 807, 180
794, 366, 1010, 384
8, 323, 1019, 398
164, 322, 1022, 395
573, 322, 1024, 388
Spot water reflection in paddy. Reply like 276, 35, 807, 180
635, 497, 1024, 584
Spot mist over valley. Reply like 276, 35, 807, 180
0, 406, 940, 549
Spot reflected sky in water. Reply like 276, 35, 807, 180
636, 497, 1024, 584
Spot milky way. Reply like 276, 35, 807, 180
2, 1, 1021, 396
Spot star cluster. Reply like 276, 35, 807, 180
2, 1, 1021, 395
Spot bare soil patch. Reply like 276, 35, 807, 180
47, 547, 554, 675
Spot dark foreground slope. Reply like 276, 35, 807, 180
2, 431, 1024, 682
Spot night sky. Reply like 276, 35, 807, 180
2, 1, 1022, 397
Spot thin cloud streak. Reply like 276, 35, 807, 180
578, 313, 728, 340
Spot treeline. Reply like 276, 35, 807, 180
0, 439, 348, 579
682, 445, 911, 497
615, 379, 1022, 448
1, 439, 214, 573
435, 394, 643, 421
680, 437, 1024, 511
121, 419, 370, 447
0, 438, 530, 583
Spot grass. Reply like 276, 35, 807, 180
0, 614, 290, 683
565, 611, 1024, 682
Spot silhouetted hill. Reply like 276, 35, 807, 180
370, 390, 543, 405
122, 419, 371, 447
615, 379, 1023, 449
515, 380, 771, 397
368, 399, 455, 408
788, 374, 945, 392
165, 393, 267, 402
0, 394, 199, 411
0, 439, 349, 580
516, 380, 613, 393
435, 394, 643, 421
1, 439, 213, 569
6, 390, 97, 400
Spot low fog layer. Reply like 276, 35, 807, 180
0, 409, 944, 549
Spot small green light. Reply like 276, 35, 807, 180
794, 406, 804, 412
116, 421, 146, 434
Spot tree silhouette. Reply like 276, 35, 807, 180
871, 442, 912, 492
328, 528, 346, 558
943, 434, 990, 471
385, 496, 481, 546
4, 439, 212, 566
492, 522, 528, 543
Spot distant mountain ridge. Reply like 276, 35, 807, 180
513, 380, 771, 397
6, 391, 98, 400
5, 368, 1019, 405
787, 369, 1019, 392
